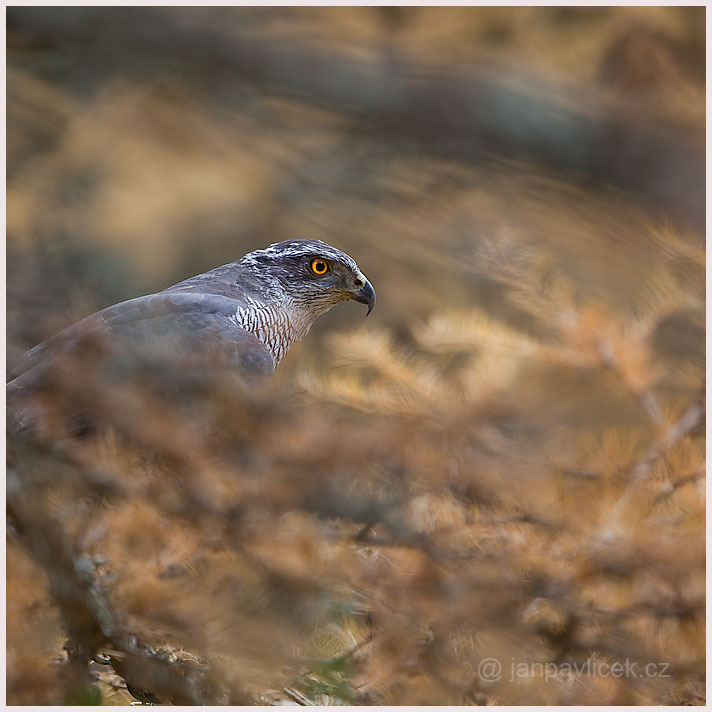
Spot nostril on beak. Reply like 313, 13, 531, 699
353, 277, 364, 288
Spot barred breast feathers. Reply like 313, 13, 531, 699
230, 297, 301, 366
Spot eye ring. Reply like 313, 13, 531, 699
310, 258, 330, 275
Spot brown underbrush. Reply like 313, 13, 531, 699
6, 6, 704, 706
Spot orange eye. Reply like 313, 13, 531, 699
310, 258, 330, 275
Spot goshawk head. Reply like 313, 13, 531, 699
240, 239, 376, 317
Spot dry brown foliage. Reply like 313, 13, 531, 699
6, 6, 704, 706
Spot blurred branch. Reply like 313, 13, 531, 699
7, 6, 705, 231
7, 460, 249, 704
630, 399, 704, 483
653, 468, 704, 504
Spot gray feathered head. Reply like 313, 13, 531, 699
240, 239, 376, 316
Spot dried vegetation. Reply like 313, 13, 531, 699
6, 6, 705, 705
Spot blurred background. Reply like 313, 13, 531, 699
6, 6, 705, 706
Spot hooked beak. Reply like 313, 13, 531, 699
349, 278, 376, 316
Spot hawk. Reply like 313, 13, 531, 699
7, 239, 376, 400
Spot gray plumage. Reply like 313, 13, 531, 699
7, 239, 376, 398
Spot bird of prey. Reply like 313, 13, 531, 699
7, 239, 376, 401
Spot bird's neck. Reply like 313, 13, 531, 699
233, 298, 318, 367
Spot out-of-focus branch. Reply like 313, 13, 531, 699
653, 468, 704, 504
7, 7, 705, 231
629, 399, 704, 483
6, 461, 250, 705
